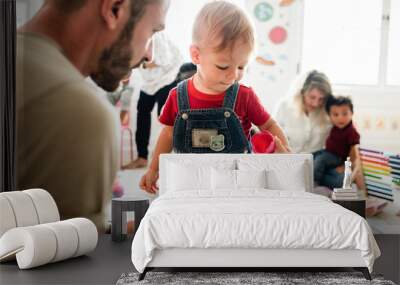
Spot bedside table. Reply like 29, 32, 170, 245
111, 196, 150, 241
332, 193, 366, 218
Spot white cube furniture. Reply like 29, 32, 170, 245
0, 189, 98, 269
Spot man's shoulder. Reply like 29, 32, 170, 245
37, 79, 116, 128
58, 81, 114, 115
55, 82, 119, 143
17, 33, 85, 102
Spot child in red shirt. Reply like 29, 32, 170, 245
314, 95, 361, 188
140, 1, 290, 194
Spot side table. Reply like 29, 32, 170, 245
332, 194, 366, 218
112, 196, 149, 242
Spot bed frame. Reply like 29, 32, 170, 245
139, 154, 371, 280
140, 248, 370, 280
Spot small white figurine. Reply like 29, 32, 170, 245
342, 157, 352, 189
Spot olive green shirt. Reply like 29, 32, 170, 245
16, 32, 119, 229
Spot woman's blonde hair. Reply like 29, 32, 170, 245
192, 1, 255, 52
289, 70, 332, 125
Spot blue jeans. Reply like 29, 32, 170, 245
320, 168, 344, 189
313, 150, 343, 188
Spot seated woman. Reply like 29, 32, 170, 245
274, 70, 365, 194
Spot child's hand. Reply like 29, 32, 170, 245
143, 61, 158, 69
274, 136, 291, 153
139, 169, 159, 194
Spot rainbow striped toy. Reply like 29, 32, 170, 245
360, 148, 400, 201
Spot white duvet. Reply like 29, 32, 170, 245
131, 190, 380, 273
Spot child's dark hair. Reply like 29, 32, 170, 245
177, 62, 197, 82
325, 95, 354, 114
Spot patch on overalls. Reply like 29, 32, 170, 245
210, 134, 225, 152
192, 129, 218, 148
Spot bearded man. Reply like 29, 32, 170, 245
16, 0, 169, 230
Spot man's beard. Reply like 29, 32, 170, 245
90, 22, 145, 92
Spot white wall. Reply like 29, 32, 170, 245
17, 0, 399, 154
243, 0, 399, 154
16, 0, 43, 27
334, 86, 400, 153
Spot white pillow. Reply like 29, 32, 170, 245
236, 169, 268, 189
166, 159, 236, 193
211, 169, 268, 191
167, 162, 211, 191
237, 159, 306, 191
211, 168, 237, 190
266, 163, 306, 191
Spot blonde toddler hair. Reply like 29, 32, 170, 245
192, 1, 255, 52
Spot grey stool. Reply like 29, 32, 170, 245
111, 197, 149, 242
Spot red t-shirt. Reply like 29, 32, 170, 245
325, 122, 360, 161
159, 79, 270, 138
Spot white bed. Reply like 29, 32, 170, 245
131, 154, 380, 280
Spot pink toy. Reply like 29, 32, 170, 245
120, 126, 134, 169
251, 130, 276, 153
112, 179, 124, 198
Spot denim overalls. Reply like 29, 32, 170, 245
172, 80, 251, 153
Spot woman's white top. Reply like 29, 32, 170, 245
139, 32, 184, 95
274, 98, 331, 154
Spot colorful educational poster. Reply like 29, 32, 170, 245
269, 26, 288, 44
254, 2, 274, 22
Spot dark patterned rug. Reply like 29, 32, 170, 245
116, 271, 396, 285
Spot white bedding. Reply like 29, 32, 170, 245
131, 190, 380, 273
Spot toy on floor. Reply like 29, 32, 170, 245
332, 158, 359, 200
366, 197, 388, 217
360, 148, 400, 216
343, 157, 352, 189
250, 130, 276, 153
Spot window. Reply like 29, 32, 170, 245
387, 0, 400, 86
301, 0, 399, 88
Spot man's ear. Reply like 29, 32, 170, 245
101, 0, 128, 30
190, 44, 201, 65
